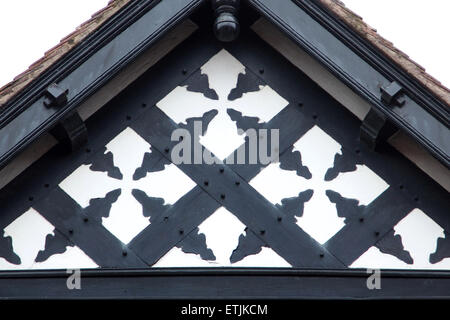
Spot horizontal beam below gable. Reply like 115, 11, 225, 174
0, 268, 449, 299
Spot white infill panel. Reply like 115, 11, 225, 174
60, 127, 195, 244
0, 208, 97, 270
251, 125, 389, 244
351, 208, 450, 270
153, 207, 291, 268
157, 49, 288, 160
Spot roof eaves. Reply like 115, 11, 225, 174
0, 0, 133, 109
317, 0, 450, 107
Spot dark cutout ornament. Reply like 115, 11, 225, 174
212, 0, 240, 42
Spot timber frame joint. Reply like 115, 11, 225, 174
360, 108, 398, 151
380, 81, 406, 107
43, 83, 69, 109
50, 111, 88, 153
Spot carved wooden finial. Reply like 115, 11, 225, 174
212, 0, 240, 42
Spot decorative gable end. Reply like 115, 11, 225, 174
0, 0, 448, 299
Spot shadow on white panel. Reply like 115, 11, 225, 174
0, 208, 97, 270
351, 208, 450, 270
153, 207, 290, 268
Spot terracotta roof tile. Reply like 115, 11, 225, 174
318, 0, 450, 107
0, 0, 133, 109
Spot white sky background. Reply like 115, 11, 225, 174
0, 0, 109, 88
342, 0, 450, 88
0, 0, 448, 89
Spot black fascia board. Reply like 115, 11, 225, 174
0, 0, 205, 170
1, 268, 450, 299
1, 0, 448, 171
247, 0, 450, 168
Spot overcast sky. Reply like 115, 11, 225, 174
343, 0, 450, 88
0, 0, 109, 88
0, 0, 448, 89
